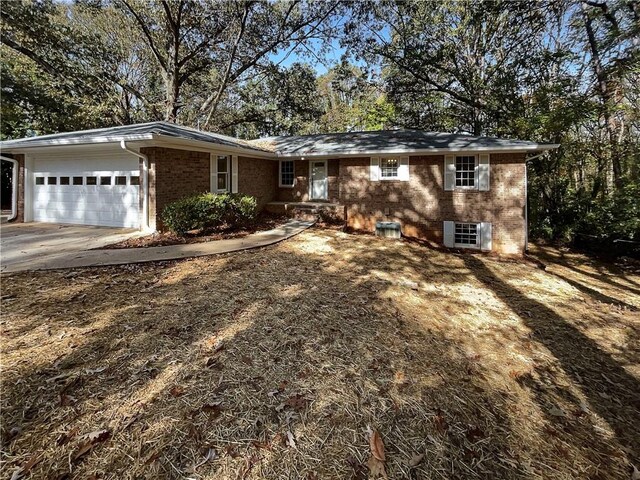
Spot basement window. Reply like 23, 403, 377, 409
279, 160, 294, 187
454, 222, 480, 248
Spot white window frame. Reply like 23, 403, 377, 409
455, 155, 477, 189
279, 159, 295, 188
454, 222, 481, 249
380, 157, 400, 180
215, 155, 230, 193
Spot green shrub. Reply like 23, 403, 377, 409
233, 194, 258, 223
161, 192, 258, 235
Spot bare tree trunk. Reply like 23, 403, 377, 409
580, 1, 623, 189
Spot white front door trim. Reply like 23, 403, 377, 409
309, 159, 328, 200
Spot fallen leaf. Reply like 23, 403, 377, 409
433, 409, 448, 433
202, 402, 223, 418
170, 385, 185, 397
56, 427, 79, 446
284, 393, 308, 411
73, 430, 110, 462
287, 430, 296, 448
632, 464, 640, 480
408, 453, 424, 467
367, 455, 388, 479
548, 406, 566, 418
369, 429, 385, 461
10, 453, 43, 480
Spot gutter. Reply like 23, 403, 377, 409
0, 154, 19, 221
120, 141, 151, 232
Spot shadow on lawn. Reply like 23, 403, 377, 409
1, 232, 638, 478
463, 255, 640, 468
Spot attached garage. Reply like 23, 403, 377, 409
30, 150, 140, 228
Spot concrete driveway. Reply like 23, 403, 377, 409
1, 223, 145, 273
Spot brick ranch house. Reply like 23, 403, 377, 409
0, 122, 558, 254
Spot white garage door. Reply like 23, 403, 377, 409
32, 152, 140, 228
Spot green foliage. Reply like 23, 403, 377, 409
161, 193, 258, 236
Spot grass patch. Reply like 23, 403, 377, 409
1, 229, 638, 479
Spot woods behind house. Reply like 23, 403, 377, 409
1, 0, 638, 253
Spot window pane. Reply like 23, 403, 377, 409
60, 176, 70, 185
217, 173, 227, 190
280, 160, 294, 186
100, 176, 111, 185
455, 156, 476, 187
454, 223, 478, 246
381, 158, 399, 178
35, 177, 45, 185
115, 176, 127, 185
130, 176, 140, 185
86, 176, 97, 185
217, 156, 228, 173
73, 176, 83, 185
48, 177, 57, 185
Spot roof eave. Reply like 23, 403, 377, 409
275, 143, 560, 158
0, 133, 277, 158
150, 134, 275, 158
0, 133, 155, 152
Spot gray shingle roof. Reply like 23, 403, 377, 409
258, 130, 558, 156
1, 123, 558, 157
0, 121, 271, 153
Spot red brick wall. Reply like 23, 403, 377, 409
237, 156, 278, 210
277, 159, 339, 203
142, 147, 210, 231
339, 153, 526, 254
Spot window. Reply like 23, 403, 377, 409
280, 160, 294, 187
455, 155, 476, 187
35, 177, 45, 185
60, 176, 70, 185
47, 177, 57, 185
455, 222, 479, 247
115, 176, 127, 185
380, 157, 399, 179
100, 176, 112, 185
86, 176, 97, 185
130, 175, 140, 186
216, 155, 229, 192
73, 176, 83, 185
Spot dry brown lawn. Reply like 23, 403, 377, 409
1, 228, 638, 479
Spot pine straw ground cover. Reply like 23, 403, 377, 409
1, 228, 638, 480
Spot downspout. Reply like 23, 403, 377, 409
120, 141, 150, 231
0, 155, 19, 221
524, 151, 548, 252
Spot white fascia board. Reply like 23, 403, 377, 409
0, 133, 278, 159
275, 144, 560, 159
0, 133, 155, 153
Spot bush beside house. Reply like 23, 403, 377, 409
162, 193, 258, 235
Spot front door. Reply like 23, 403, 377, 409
310, 160, 328, 200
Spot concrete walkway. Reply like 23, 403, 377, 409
1, 220, 314, 273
